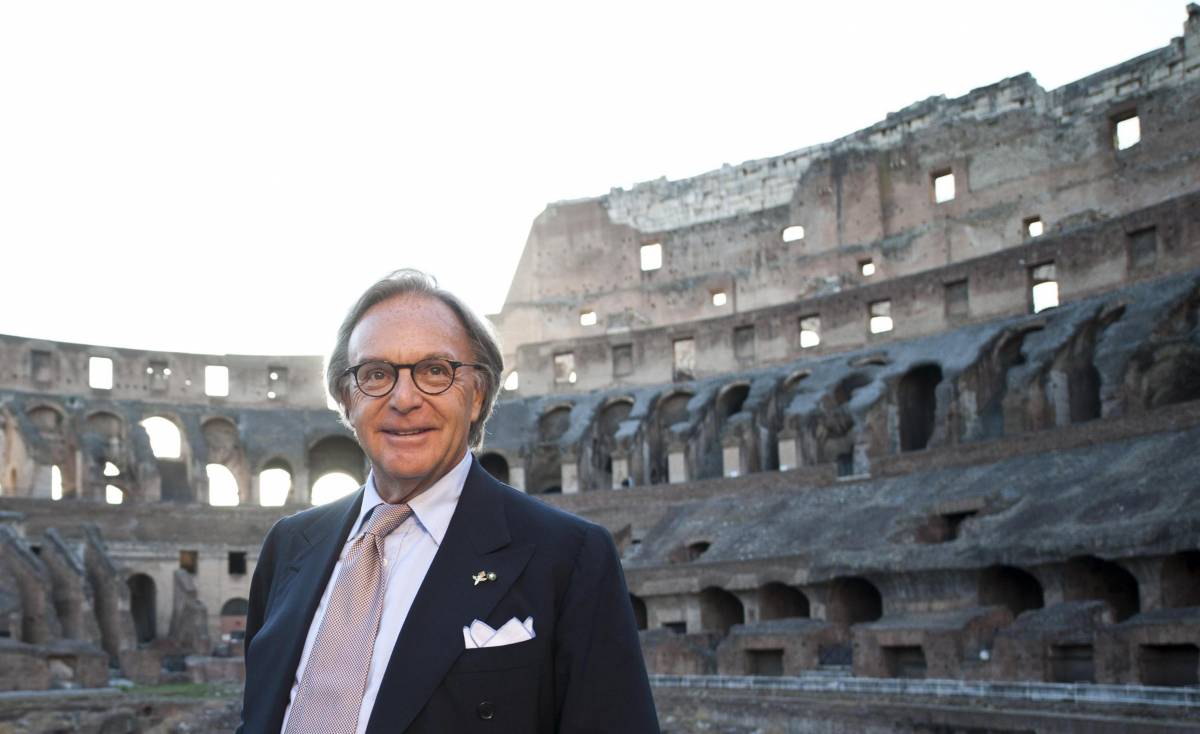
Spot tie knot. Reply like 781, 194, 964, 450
363, 502, 412, 539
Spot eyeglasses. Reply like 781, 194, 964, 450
342, 358, 485, 397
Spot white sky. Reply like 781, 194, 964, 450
0, 1, 1189, 356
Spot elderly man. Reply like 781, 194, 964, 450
238, 270, 659, 733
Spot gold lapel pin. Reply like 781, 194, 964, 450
472, 571, 498, 586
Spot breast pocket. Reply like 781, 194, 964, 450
445, 640, 542, 732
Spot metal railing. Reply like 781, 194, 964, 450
650, 674, 1200, 708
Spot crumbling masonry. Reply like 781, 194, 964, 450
2, 7, 1200, 731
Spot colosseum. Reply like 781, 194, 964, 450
2, 7, 1200, 732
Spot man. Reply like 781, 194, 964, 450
239, 270, 659, 733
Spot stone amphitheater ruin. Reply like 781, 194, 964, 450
3, 7, 1200, 732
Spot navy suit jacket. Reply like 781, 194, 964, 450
238, 460, 659, 733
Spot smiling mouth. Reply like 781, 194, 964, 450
383, 428, 432, 437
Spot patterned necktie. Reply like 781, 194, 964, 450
284, 502, 413, 733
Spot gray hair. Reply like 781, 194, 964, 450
326, 269, 503, 451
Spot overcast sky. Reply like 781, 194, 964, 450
0, 1, 1189, 356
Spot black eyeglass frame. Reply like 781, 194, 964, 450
341, 358, 486, 397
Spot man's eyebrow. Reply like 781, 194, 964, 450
354, 352, 459, 363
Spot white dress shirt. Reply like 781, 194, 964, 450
281, 452, 472, 734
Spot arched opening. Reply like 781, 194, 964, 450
478, 452, 509, 484
141, 416, 182, 459
207, 464, 239, 506
531, 406, 572, 494
759, 582, 810, 620
1161, 550, 1200, 608
698, 587, 745, 634
898, 364, 942, 452
1137, 343, 1200, 409
630, 594, 648, 631
50, 465, 63, 501
142, 415, 190, 501
127, 574, 156, 644
593, 399, 633, 489
979, 565, 1044, 618
307, 435, 367, 491
204, 417, 247, 504
85, 412, 124, 460
220, 597, 249, 640
652, 391, 693, 484
1064, 556, 1140, 622
105, 484, 123, 504
28, 406, 64, 435
311, 472, 360, 505
1069, 363, 1101, 423
538, 406, 572, 442
825, 576, 883, 625
716, 384, 750, 422
258, 460, 293, 507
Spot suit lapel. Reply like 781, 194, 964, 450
366, 462, 534, 734
256, 490, 363, 730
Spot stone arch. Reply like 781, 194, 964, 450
592, 398, 634, 489
1063, 555, 1140, 622
1131, 343, 1200, 410
825, 576, 883, 625
1161, 550, 1200, 608
142, 415, 191, 502
307, 435, 366, 484
257, 457, 294, 507
651, 390, 693, 484
220, 597, 249, 639
204, 417, 250, 503
759, 582, 810, 620
126, 573, 156, 644
979, 565, 1044, 618
898, 364, 942, 452
27, 404, 65, 435
478, 452, 509, 483
530, 405, 572, 495
716, 382, 750, 423
698, 587, 745, 635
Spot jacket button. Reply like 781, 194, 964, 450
477, 701, 495, 720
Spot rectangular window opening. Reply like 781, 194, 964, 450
711, 290, 727, 307
205, 365, 230, 397
733, 325, 755, 361
1113, 111, 1141, 151
673, 338, 696, 382
612, 344, 634, 377
932, 170, 956, 203
553, 353, 577, 385
781, 225, 805, 243
640, 243, 663, 271
1024, 216, 1044, 238
1030, 262, 1059, 313
945, 280, 969, 320
869, 300, 894, 334
579, 310, 597, 327
31, 350, 54, 384
799, 315, 821, 349
859, 259, 876, 277
1127, 226, 1158, 270
747, 649, 785, 676
228, 551, 247, 576
88, 356, 114, 390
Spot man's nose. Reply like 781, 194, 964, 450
387, 369, 424, 410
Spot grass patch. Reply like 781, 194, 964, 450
123, 681, 239, 699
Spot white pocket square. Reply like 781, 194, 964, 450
463, 616, 535, 649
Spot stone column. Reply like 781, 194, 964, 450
721, 437, 744, 478
508, 466, 526, 492
777, 429, 799, 471
668, 450, 688, 484
561, 451, 579, 494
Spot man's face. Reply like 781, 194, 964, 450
344, 294, 484, 502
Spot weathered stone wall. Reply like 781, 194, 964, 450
492, 8, 1200, 385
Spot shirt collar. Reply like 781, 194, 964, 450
352, 451, 472, 546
